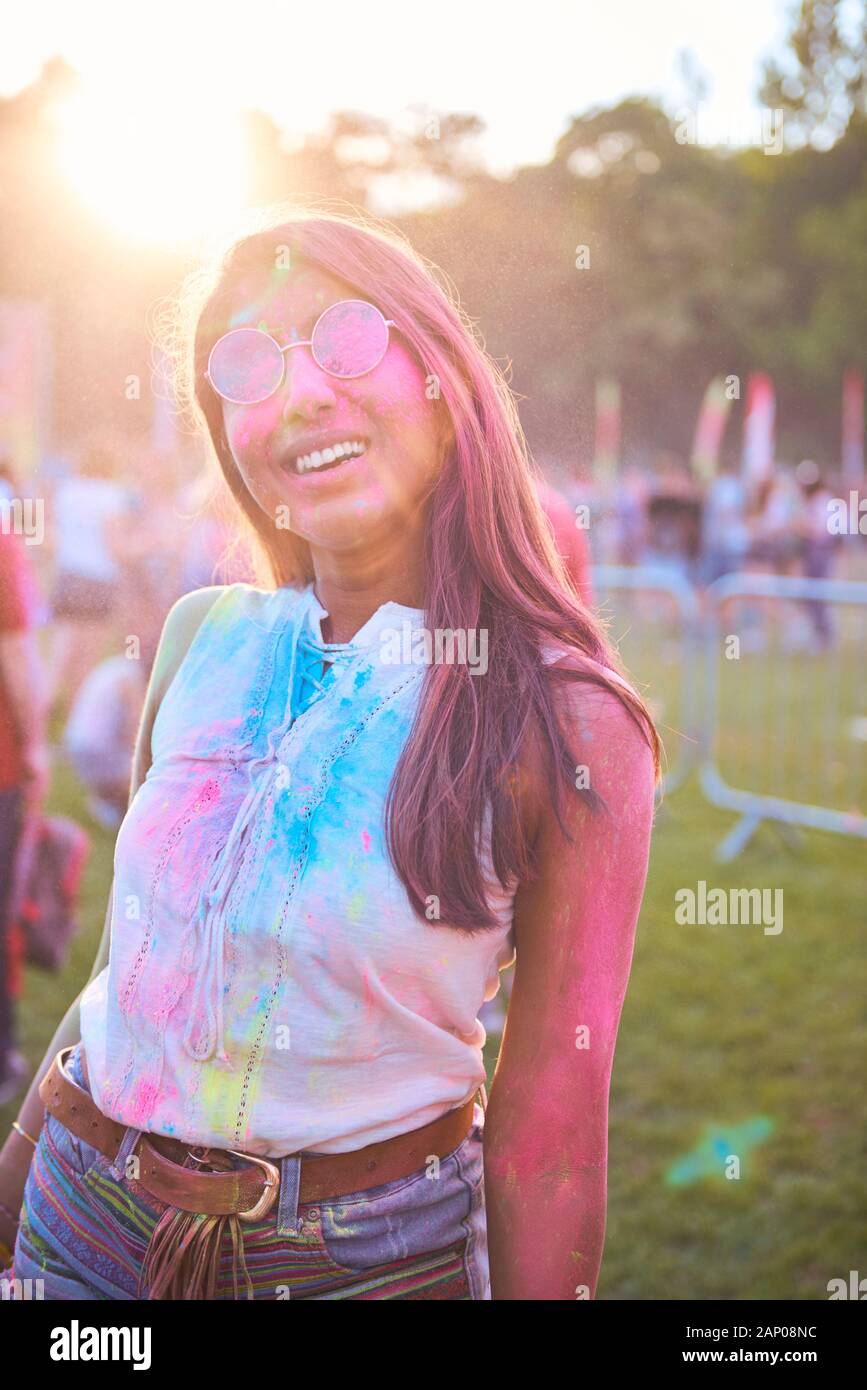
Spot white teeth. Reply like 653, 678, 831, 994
293, 440, 367, 474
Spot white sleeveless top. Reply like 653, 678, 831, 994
79, 582, 523, 1157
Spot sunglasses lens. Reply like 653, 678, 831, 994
312, 301, 389, 377
208, 329, 283, 403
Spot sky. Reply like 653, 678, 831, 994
0, 0, 799, 240
3, 0, 796, 170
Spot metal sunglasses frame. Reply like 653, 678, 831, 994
205, 298, 397, 405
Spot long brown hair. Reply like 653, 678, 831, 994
163, 201, 660, 932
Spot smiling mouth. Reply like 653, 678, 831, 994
285, 438, 370, 476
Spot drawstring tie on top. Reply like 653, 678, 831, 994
182, 619, 359, 1067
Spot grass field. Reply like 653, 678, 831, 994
3, 619, 866, 1301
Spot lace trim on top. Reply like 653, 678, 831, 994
181, 612, 373, 1067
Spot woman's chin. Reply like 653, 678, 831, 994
286, 488, 406, 549
290, 511, 394, 553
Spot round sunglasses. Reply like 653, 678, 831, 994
205, 299, 396, 405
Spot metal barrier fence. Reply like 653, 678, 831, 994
591, 565, 700, 794
700, 571, 867, 861
590, 565, 867, 859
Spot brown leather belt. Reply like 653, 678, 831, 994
39, 1046, 480, 1223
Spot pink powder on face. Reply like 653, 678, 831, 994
361, 829, 371, 853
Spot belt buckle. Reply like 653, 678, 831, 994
227, 1150, 281, 1223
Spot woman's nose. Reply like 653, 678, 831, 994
280, 345, 338, 420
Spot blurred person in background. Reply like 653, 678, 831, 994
118, 447, 189, 625
45, 433, 139, 715
0, 457, 48, 625
586, 477, 621, 564
743, 467, 809, 651
62, 633, 158, 830
745, 468, 806, 576
0, 520, 50, 1105
699, 458, 749, 585
616, 465, 649, 567
643, 453, 703, 582
176, 467, 240, 592
795, 459, 839, 651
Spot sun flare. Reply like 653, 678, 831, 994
55, 86, 248, 244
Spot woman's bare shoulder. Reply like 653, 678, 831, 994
514, 643, 654, 847
153, 586, 232, 699
543, 643, 656, 807
542, 637, 635, 689
129, 587, 233, 797
541, 640, 642, 727
155, 583, 305, 694
167, 583, 233, 630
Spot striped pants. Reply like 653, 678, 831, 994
11, 1045, 490, 1300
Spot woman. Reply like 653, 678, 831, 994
0, 206, 658, 1300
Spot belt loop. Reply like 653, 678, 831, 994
276, 1154, 302, 1236
111, 1126, 143, 1182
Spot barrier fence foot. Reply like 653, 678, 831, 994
715, 812, 762, 863
770, 821, 807, 853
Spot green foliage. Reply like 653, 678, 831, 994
761, 0, 867, 148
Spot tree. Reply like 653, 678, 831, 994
761, 0, 867, 148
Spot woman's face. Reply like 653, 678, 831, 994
217, 262, 450, 556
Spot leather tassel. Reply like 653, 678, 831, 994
226, 1213, 254, 1301
139, 1206, 254, 1301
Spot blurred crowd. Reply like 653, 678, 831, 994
559, 454, 854, 596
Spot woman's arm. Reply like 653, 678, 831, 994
0, 585, 227, 1246
483, 676, 656, 1300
